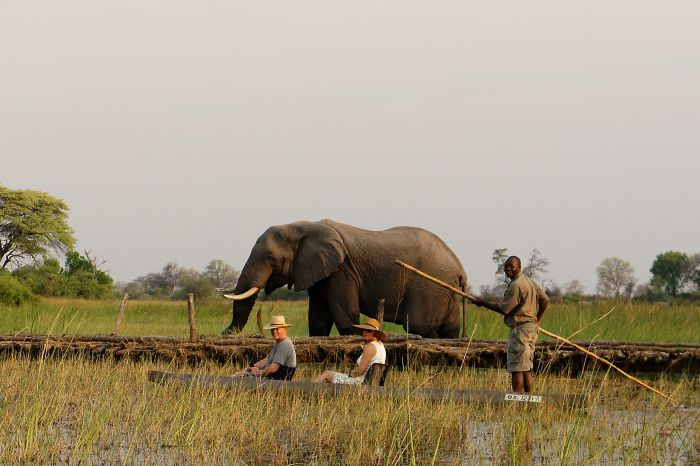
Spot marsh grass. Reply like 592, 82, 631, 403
1, 298, 699, 343
0, 299, 698, 463
0, 354, 697, 464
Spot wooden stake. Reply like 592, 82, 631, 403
393, 259, 677, 405
376, 298, 385, 324
187, 293, 197, 342
111, 293, 129, 336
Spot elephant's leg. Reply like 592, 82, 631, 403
307, 292, 334, 336
328, 298, 361, 335
437, 294, 462, 338
322, 284, 361, 335
437, 314, 461, 338
401, 289, 458, 338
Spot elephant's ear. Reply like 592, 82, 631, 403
291, 223, 348, 291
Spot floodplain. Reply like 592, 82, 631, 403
0, 298, 698, 464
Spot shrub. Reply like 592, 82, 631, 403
0, 273, 38, 306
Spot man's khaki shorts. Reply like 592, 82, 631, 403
507, 322, 539, 373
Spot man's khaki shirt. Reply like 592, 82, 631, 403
499, 272, 549, 328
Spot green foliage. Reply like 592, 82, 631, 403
650, 251, 690, 297
65, 250, 93, 274
173, 269, 216, 301
12, 252, 113, 299
61, 269, 112, 299
12, 258, 64, 296
687, 253, 700, 290
0, 271, 37, 306
0, 185, 75, 270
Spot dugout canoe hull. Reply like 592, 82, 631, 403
147, 370, 585, 408
1, 334, 699, 374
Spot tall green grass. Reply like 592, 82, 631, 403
0, 355, 696, 464
1, 298, 699, 343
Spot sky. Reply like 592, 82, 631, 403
2, 1, 699, 293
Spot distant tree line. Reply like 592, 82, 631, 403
1, 185, 697, 306
480, 248, 700, 304
119, 260, 240, 300
117, 260, 307, 302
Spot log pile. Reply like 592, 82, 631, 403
1, 334, 698, 374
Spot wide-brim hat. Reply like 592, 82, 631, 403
353, 318, 386, 340
263, 315, 293, 330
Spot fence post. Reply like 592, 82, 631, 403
376, 298, 385, 324
111, 293, 129, 336
187, 293, 197, 342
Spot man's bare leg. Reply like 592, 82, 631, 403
523, 371, 534, 393
511, 372, 524, 393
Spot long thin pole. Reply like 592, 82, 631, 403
393, 259, 677, 404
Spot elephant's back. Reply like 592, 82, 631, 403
323, 220, 466, 283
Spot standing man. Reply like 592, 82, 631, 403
470, 256, 549, 393
232, 315, 297, 380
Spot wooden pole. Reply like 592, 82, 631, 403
393, 259, 677, 405
187, 293, 197, 342
461, 279, 468, 338
376, 298, 385, 324
111, 293, 129, 336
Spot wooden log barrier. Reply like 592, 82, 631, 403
0, 334, 698, 374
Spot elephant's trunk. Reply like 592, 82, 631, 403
224, 297, 257, 334
223, 264, 269, 334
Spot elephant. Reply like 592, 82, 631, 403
223, 219, 468, 338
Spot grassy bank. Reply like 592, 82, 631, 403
0, 354, 697, 464
1, 298, 699, 343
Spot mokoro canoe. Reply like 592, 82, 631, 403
147, 370, 586, 408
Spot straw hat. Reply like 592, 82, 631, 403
353, 318, 386, 340
263, 315, 293, 330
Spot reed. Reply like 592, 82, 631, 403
0, 353, 697, 464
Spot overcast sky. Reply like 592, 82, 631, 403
2, 1, 699, 293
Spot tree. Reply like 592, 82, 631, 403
0, 271, 37, 305
686, 253, 700, 291
564, 279, 585, 296
523, 249, 550, 282
175, 268, 216, 300
650, 251, 690, 297
491, 248, 509, 283
0, 186, 75, 270
12, 258, 65, 296
203, 259, 240, 290
596, 257, 636, 299
563, 279, 586, 303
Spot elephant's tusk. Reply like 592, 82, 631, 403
223, 287, 260, 301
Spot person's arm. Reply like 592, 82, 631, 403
248, 357, 269, 376
470, 296, 505, 315
350, 343, 377, 378
471, 284, 519, 317
258, 361, 281, 377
